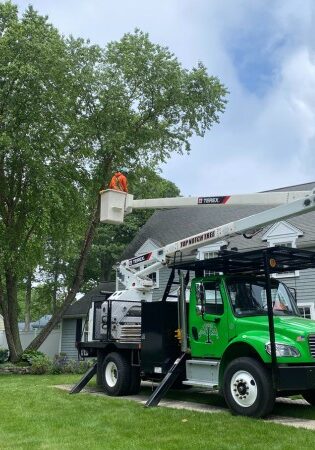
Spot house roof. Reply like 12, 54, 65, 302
63, 281, 116, 319
18, 314, 52, 331
122, 181, 315, 259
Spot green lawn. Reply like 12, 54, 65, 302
0, 374, 315, 450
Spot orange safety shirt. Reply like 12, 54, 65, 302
108, 172, 128, 192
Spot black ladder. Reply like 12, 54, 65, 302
69, 362, 97, 394
145, 352, 187, 407
161, 267, 190, 302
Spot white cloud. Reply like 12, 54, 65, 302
162, 0, 315, 194
15, 0, 315, 195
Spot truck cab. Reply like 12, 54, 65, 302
176, 248, 315, 417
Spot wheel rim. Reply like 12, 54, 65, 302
230, 370, 258, 407
105, 361, 118, 387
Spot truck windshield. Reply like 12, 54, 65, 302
226, 278, 300, 317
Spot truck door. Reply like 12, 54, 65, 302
189, 279, 229, 358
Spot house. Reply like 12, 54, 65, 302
0, 315, 4, 332
1, 314, 60, 357
18, 315, 53, 331
120, 181, 315, 318
59, 181, 315, 357
61, 281, 115, 358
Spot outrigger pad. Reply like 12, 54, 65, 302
145, 353, 187, 407
69, 363, 98, 394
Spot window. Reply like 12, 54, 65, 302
196, 281, 224, 315
298, 303, 315, 320
299, 306, 311, 319
198, 241, 227, 276
271, 242, 298, 278
204, 251, 219, 276
262, 221, 303, 278
148, 272, 157, 284
204, 251, 219, 260
135, 266, 159, 288
226, 278, 300, 317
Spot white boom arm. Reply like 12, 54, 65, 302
100, 189, 310, 225
100, 189, 315, 291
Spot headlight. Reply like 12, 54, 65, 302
265, 343, 300, 357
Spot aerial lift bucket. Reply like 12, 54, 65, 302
100, 189, 133, 224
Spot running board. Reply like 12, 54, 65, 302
145, 353, 187, 407
69, 363, 97, 394
182, 380, 218, 389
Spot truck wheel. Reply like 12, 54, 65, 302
102, 352, 131, 396
223, 357, 275, 418
302, 390, 315, 405
128, 367, 141, 395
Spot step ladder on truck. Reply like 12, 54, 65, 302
71, 188, 315, 418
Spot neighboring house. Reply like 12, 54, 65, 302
61, 281, 115, 359
121, 181, 315, 318
0, 315, 4, 332
18, 314, 53, 331
0, 315, 5, 348
1, 314, 60, 357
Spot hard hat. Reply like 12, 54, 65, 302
118, 167, 128, 173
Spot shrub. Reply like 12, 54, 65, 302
29, 355, 53, 375
0, 348, 9, 364
21, 350, 46, 365
51, 354, 69, 374
16, 350, 94, 375
51, 354, 93, 374
63, 359, 93, 374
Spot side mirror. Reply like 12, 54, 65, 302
196, 283, 205, 315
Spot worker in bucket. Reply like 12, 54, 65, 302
108, 168, 128, 192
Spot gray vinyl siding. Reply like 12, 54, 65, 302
281, 270, 315, 303
152, 267, 172, 301
60, 319, 78, 359
278, 269, 315, 306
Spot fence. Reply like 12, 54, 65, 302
0, 330, 61, 358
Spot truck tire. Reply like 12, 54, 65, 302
223, 357, 275, 418
302, 390, 315, 405
102, 352, 131, 396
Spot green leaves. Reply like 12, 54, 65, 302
0, 3, 228, 344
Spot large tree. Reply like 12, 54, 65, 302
0, 3, 228, 359
0, 3, 91, 359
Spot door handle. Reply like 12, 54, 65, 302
192, 326, 198, 340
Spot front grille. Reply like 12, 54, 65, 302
309, 334, 315, 358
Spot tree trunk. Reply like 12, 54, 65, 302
25, 195, 101, 351
4, 270, 23, 361
52, 261, 59, 314
100, 254, 114, 281
0, 281, 18, 361
24, 272, 32, 332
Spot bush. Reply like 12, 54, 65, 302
29, 354, 53, 375
0, 348, 9, 364
51, 354, 69, 374
63, 359, 93, 374
23, 351, 94, 375
51, 354, 93, 374
21, 350, 46, 365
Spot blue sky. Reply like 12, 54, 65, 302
15, 0, 315, 195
